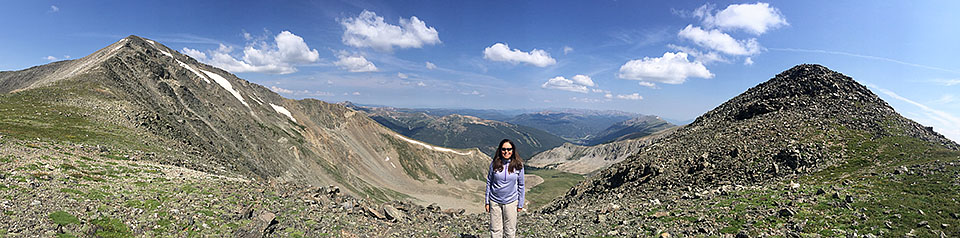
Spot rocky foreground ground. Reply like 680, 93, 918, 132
3, 134, 959, 237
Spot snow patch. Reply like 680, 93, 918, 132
113, 39, 127, 51
146, 39, 156, 45
159, 50, 173, 58
269, 103, 296, 123
392, 134, 472, 155
200, 70, 249, 107
176, 60, 210, 83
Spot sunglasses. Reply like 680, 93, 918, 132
500, 148, 514, 152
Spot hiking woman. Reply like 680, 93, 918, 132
485, 139, 525, 238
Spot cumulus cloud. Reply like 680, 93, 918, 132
679, 25, 760, 56
397, 72, 408, 79
571, 75, 596, 87
542, 76, 589, 93
270, 86, 294, 94
563, 46, 574, 55
425, 61, 437, 70
638, 81, 657, 88
44, 55, 70, 61
616, 93, 643, 100
695, 2, 788, 35
182, 31, 320, 74
618, 52, 713, 85
334, 52, 378, 72
744, 57, 754, 65
181, 47, 207, 60
417, 81, 427, 87
49, 5, 59, 12
542, 75, 597, 93
667, 44, 727, 64
483, 43, 557, 67
340, 10, 441, 52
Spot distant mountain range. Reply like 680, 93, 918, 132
343, 104, 567, 158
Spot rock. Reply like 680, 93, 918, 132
815, 188, 826, 195
595, 214, 606, 224
917, 220, 929, 228
427, 203, 441, 212
362, 205, 385, 220
607, 230, 619, 236
382, 204, 405, 221
845, 195, 855, 204
952, 213, 960, 219
736, 232, 750, 238
779, 208, 796, 217
341, 201, 354, 210
652, 211, 670, 219
941, 223, 949, 229
660, 232, 671, 238
234, 212, 277, 238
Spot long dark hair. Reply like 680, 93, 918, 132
493, 139, 523, 173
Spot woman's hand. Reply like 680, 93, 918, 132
485, 204, 490, 213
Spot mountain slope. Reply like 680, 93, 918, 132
0, 36, 490, 211
584, 115, 675, 145
528, 127, 677, 175
350, 105, 567, 158
511, 64, 960, 236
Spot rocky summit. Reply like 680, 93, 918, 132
531, 64, 960, 236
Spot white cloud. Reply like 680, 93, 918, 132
604, 93, 613, 99
397, 72, 408, 79
182, 31, 320, 74
638, 82, 657, 88
695, 2, 788, 35
425, 61, 437, 70
44, 55, 70, 61
667, 44, 727, 64
417, 81, 427, 87
340, 10, 441, 52
352, 91, 361, 95
49, 5, 59, 12
744, 57, 754, 65
181, 47, 207, 60
618, 52, 714, 85
270, 86, 294, 94
542, 76, 589, 93
334, 52, 378, 72
679, 25, 760, 56
616, 93, 643, 100
563, 46, 574, 55
483, 43, 557, 67
571, 75, 596, 87
542, 75, 597, 93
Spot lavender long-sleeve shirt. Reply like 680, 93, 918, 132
485, 160, 525, 208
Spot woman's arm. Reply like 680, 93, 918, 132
517, 166, 525, 211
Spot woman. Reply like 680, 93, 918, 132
485, 139, 525, 238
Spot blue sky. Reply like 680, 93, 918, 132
2, 1, 959, 141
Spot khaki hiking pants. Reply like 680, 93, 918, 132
489, 200, 518, 238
